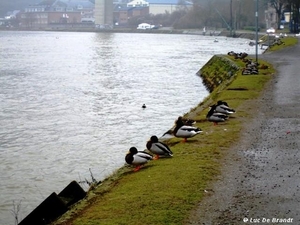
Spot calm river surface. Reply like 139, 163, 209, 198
0, 30, 262, 224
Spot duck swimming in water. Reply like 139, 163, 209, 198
146, 135, 173, 160
163, 116, 202, 142
125, 147, 153, 172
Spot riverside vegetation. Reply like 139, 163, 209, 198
51, 36, 297, 225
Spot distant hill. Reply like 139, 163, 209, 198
0, 0, 38, 17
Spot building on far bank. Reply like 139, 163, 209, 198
95, 0, 114, 28
113, 0, 192, 27
14, 0, 193, 29
19, 0, 94, 29
114, 0, 149, 26
147, 0, 193, 15
127, 0, 149, 8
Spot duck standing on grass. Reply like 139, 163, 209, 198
215, 100, 236, 115
125, 147, 153, 172
217, 100, 236, 112
162, 116, 202, 142
146, 135, 173, 160
175, 116, 196, 127
206, 105, 228, 125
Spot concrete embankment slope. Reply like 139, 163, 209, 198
187, 41, 300, 224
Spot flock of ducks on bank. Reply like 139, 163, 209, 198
227, 50, 270, 75
125, 100, 236, 171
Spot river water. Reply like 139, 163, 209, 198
0, 30, 262, 224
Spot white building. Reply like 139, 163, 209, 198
127, 0, 149, 7
146, 0, 192, 15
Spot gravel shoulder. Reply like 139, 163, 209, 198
186, 41, 300, 225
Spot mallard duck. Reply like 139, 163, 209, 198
125, 147, 153, 172
175, 116, 195, 127
217, 100, 229, 107
215, 101, 236, 114
163, 117, 202, 142
146, 135, 173, 160
174, 125, 202, 142
206, 105, 228, 125
182, 118, 196, 126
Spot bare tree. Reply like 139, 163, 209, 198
269, 0, 289, 29
287, 0, 300, 33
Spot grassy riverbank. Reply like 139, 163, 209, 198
52, 63, 273, 225
52, 37, 297, 225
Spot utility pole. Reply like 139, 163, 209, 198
255, 0, 259, 62
238, 0, 242, 30
230, 0, 233, 36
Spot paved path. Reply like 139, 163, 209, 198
187, 40, 300, 225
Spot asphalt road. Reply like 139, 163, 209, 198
187, 39, 300, 225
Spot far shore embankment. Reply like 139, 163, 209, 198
1, 26, 266, 40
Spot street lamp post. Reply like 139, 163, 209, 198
255, 0, 258, 62
230, 0, 233, 37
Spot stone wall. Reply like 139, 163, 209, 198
197, 55, 240, 93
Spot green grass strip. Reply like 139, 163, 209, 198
53, 37, 297, 225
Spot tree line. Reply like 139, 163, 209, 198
129, 0, 299, 33
269, 0, 300, 32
